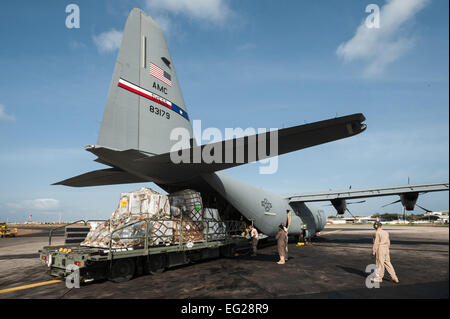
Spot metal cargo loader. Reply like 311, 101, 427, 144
39, 216, 248, 283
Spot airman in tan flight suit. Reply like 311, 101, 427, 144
371, 222, 399, 284
249, 225, 259, 257
276, 224, 288, 264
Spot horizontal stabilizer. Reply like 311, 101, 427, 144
53, 168, 150, 187
84, 113, 367, 184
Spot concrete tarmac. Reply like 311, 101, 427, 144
0, 225, 447, 299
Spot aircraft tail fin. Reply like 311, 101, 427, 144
97, 8, 192, 155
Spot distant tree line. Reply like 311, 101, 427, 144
372, 213, 439, 222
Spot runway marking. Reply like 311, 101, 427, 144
0, 280, 62, 294
320, 230, 342, 236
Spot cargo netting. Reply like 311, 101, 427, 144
80, 188, 246, 249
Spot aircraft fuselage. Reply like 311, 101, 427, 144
202, 172, 326, 237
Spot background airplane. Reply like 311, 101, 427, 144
55, 9, 449, 237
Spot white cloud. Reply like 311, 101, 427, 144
336, 0, 430, 76
93, 29, 123, 53
145, 0, 233, 24
236, 42, 256, 52
153, 15, 172, 34
7, 198, 61, 212
0, 104, 15, 121
69, 40, 87, 50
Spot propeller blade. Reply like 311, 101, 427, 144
416, 204, 432, 213
346, 208, 357, 220
381, 199, 401, 208
348, 200, 366, 205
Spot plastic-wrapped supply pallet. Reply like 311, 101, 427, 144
82, 222, 101, 244
148, 221, 174, 246
111, 221, 147, 248
81, 188, 172, 248
173, 221, 204, 243
203, 208, 226, 241
203, 207, 221, 221
169, 189, 203, 221
112, 188, 170, 221
83, 221, 112, 248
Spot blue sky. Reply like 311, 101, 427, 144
0, 0, 448, 222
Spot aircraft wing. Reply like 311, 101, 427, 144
286, 183, 449, 203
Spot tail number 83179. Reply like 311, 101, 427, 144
149, 105, 170, 120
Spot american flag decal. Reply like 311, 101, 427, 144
150, 62, 172, 86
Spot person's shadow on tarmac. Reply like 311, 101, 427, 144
336, 265, 367, 278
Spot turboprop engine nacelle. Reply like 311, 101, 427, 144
331, 199, 347, 215
400, 192, 419, 211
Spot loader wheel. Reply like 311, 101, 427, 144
108, 259, 135, 283
148, 255, 166, 275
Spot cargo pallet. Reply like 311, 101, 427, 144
39, 218, 249, 283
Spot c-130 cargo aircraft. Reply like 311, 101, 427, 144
55, 9, 449, 237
